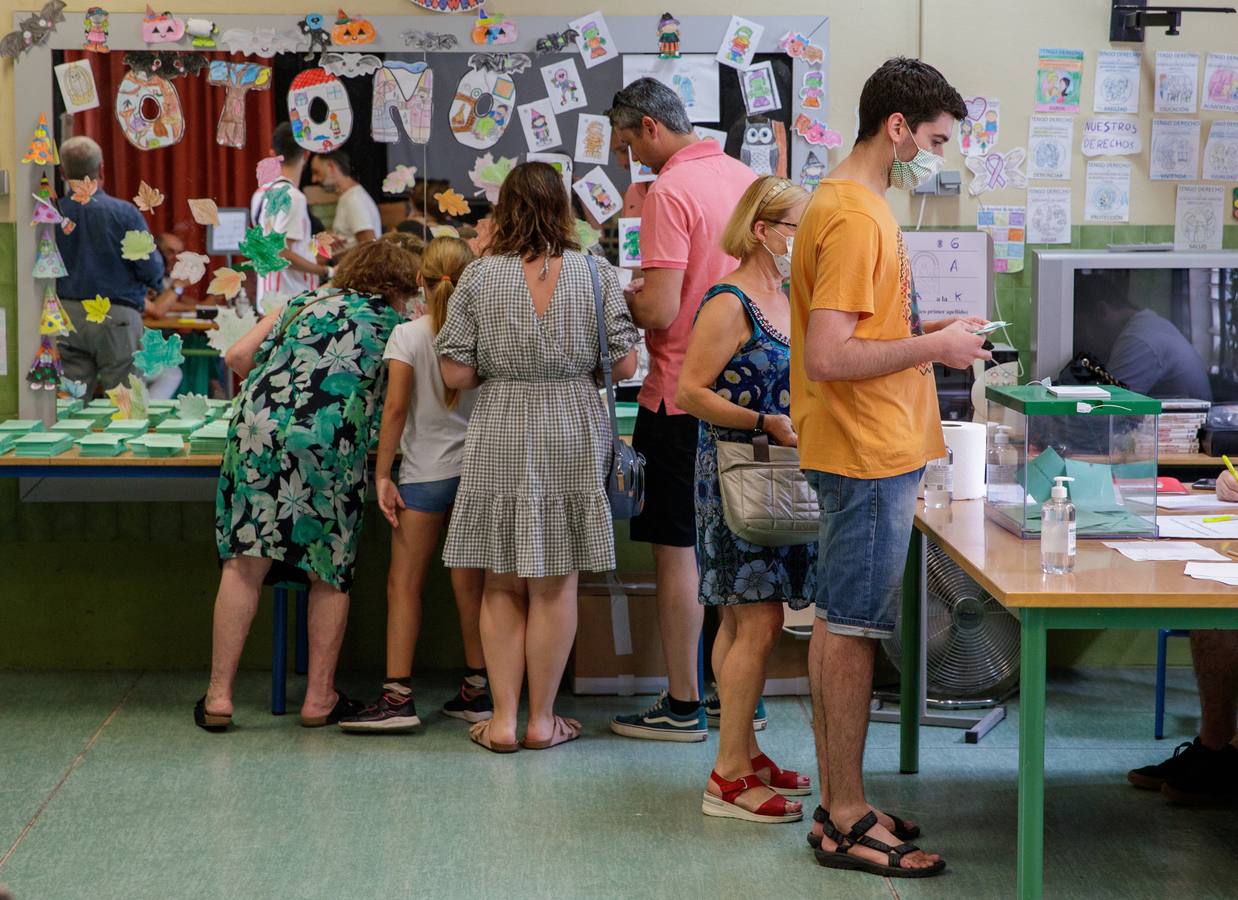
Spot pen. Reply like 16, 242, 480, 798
1224, 455, 1238, 483
1203, 515, 1235, 523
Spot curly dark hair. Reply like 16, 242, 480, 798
856, 57, 967, 143
332, 239, 419, 303
486, 162, 579, 261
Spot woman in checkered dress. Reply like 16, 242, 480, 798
435, 162, 639, 752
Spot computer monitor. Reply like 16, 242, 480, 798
1032, 249, 1238, 403
205, 208, 250, 256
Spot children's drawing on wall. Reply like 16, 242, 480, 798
572, 165, 622, 223
1084, 160, 1130, 223
1155, 50, 1199, 114
574, 113, 611, 166
621, 55, 721, 123
629, 148, 656, 183
656, 13, 680, 59
737, 116, 786, 177
617, 217, 642, 267
792, 114, 842, 149
1034, 48, 1083, 113
207, 61, 272, 150
1027, 187, 1071, 245
372, 61, 433, 144
1202, 52, 1238, 113
1150, 117, 1200, 181
83, 7, 109, 53
777, 31, 824, 65
1174, 184, 1224, 251
320, 53, 383, 78
141, 7, 184, 44
799, 151, 826, 190
965, 147, 1027, 196
116, 69, 184, 149
526, 152, 573, 196
740, 61, 780, 115
448, 53, 529, 149
55, 58, 99, 113
470, 9, 517, 46
715, 15, 762, 71
540, 58, 587, 113
1027, 115, 1073, 180
467, 153, 514, 202
518, 97, 562, 152
957, 96, 999, 157
568, 11, 618, 69
1092, 49, 1140, 114
1203, 120, 1238, 181
798, 69, 824, 110
976, 205, 1026, 274
287, 68, 352, 152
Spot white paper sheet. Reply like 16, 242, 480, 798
1184, 562, 1238, 585
621, 55, 720, 123
1027, 115, 1072, 179
55, 59, 100, 114
739, 61, 781, 116
1084, 160, 1131, 222
1175, 184, 1224, 251
1201, 52, 1238, 113
572, 165, 622, 224
1155, 50, 1200, 113
1027, 187, 1072, 244
1080, 117, 1142, 157
1203, 120, 1238, 182
1150, 118, 1200, 180
569, 11, 619, 70
517, 98, 562, 152
540, 58, 587, 113
1093, 49, 1141, 113
1104, 541, 1229, 562
573, 113, 611, 166
1153, 516, 1238, 539
715, 15, 763, 71
1157, 495, 1236, 511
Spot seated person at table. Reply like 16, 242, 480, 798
1128, 469, 1238, 802
310, 150, 381, 252
144, 232, 198, 319
55, 136, 164, 397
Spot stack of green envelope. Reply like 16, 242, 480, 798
48, 419, 93, 439
127, 433, 185, 457
0, 433, 15, 455
86, 399, 115, 412
56, 398, 83, 417
76, 433, 129, 457
188, 419, 229, 455
74, 409, 116, 431
0, 419, 46, 439
13, 432, 75, 457
155, 417, 206, 437
104, 419, 150, 437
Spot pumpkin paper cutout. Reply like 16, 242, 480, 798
120, 230, 156, 261
132, 328, 184, 379
237, 228, 289, 276
22, 113, 58, 166
141, 6, 184, 44
207, 61, 272, 150
134, 181, 164, 212
68, 176, 98, 204
471, 10, 518, 46
382, 164, 418, 195
407, 0, 485, 11
170, 252, 210, 285
26, 336, 62, 392
115, 70, 184, 150
83, 295, 112, 323
188, 198, 219, 226
331, 9, 376, 46
448, 53, 529, 150
207, 267, 243, 299
372, 62, 433, 145
287, 68, 353, 152
435, 188, 470, 217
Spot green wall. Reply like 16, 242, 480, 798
5, 222, 1234, 672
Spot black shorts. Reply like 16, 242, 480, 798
629, 404, 698, 547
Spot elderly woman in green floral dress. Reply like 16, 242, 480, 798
195, 240, 419, 732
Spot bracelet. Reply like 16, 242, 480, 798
755, 413, 765, 433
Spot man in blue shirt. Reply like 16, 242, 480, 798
56, 136, 164, 395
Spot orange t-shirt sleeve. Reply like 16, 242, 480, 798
810, 212, 881, 318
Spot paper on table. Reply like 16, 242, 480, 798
1153, 516, 1238, 539
1184, 562, 1238, 586
1104, 541, 1229, 562
1156, 494, 1236, 511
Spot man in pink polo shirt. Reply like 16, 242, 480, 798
606, 78, 757, 742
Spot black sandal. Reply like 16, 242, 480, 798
193, 696, 232, 733
813, 810, 945, 878
300, 691, 364, 728
806, 805, 921, 849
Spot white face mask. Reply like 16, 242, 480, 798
889, 128, 944, 191
763, 226, 794, 279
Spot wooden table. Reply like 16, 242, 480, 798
899, 500, 1238, 898
143, 317, 218, 331
0, 448, 223, 478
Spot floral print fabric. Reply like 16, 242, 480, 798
694, 284, 815, 608
215, 289, 401, 591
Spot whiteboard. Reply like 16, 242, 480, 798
903, 231, 993, 322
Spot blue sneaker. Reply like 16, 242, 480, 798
610, 692, 707, 742
704, 694, 768, 731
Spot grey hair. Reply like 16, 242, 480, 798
61, 136, 103, 179
606, 77, 692, 134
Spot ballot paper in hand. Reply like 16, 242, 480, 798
1184, 563, 1238, 586
1104, 541, 1229, 562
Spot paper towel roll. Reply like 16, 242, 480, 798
941, 421, 987, 500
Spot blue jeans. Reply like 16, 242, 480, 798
398, 477, 461, 513
805, 467, 924, 638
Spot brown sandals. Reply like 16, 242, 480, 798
521, 715, 582, 750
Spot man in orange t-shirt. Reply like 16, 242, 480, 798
789, 58, 989, 879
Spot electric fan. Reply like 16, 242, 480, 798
883, 541, 1021, 706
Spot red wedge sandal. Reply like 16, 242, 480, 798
752, 752, 812, 797
701, 770, 804, 823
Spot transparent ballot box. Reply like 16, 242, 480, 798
984, 384, 1161, 539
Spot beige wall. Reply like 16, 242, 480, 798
3, 1, 1235, 225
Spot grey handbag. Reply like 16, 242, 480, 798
586, 254, 646, 519
715, 433, 818, 546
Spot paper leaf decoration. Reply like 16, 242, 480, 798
435, 188, 469, 217
188, 198, 219, 226
429, 225, 460, 239
134, 181, 164, 212
255, 155, 283, 187
965, 148, 1028, 196
132, 328, 185, 379
574, 219, 601, 250
382, 164, 418, 194
170, 252, 210, 285
83, 295, 112, 323
177, 393, 208, 420
237, 228, 290, 276
121, 230, 156, 261
468, 153, 516, 202
264, 185, 292, 219
108, 374, 151, 421
205, 307, 259, 354
207, 267, 244, 299
68, 176, 98, 204
310, 231, 342, 259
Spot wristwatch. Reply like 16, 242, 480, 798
754, 413, 765, 433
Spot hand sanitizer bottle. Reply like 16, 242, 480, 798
1041, 476, 1076, 574
924, 446, 954, 509
987, 425, 1019, 504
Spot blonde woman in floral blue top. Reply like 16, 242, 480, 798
677, 177, 815, 824
196, 240, 417, 733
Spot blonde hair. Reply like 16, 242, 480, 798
719, 176, 809, 259
421, 236, 475, 409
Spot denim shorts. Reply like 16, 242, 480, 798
398, 477, 461, 513
805, 467, 924, 638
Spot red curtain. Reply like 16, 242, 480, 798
63, 50, 276, 257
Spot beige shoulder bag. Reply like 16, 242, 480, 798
715, 433, 819, 547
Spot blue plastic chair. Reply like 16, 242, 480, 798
1154, 629, 1191, 739
270, 582, 309, 715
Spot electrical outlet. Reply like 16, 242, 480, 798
912, 170, 962, 196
